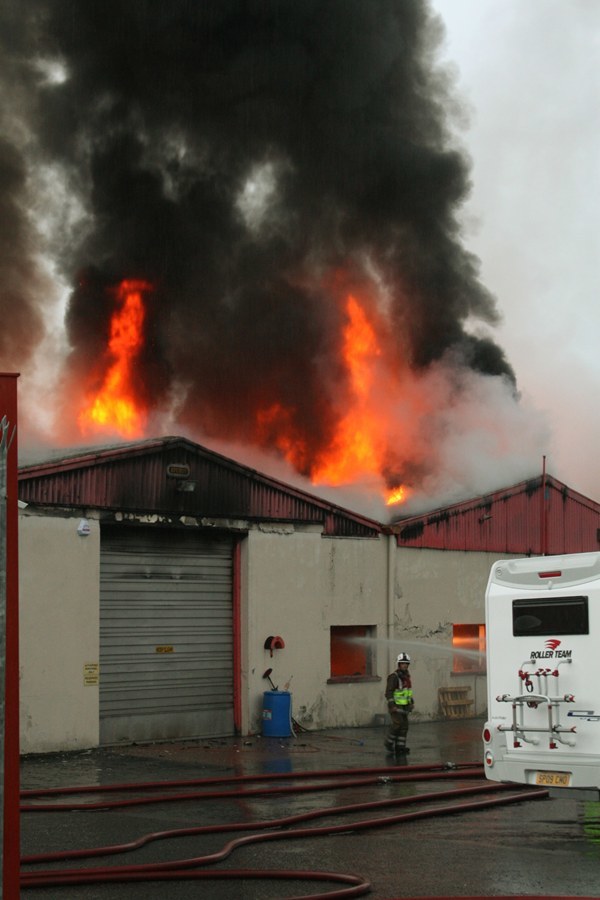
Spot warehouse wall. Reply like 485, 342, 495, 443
243, 533, 513, 733
19, 510, 100, 753
244, 524, 391, 734
17, 511, 507, 752
393, 547, 517, 719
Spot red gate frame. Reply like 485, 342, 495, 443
0, 373, 20, 898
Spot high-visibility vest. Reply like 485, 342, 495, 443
393, 687, 413, 706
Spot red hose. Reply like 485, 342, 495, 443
22, 760, 482, 797
22, 781, 517, 864
22, 764, 485, 812
23, 867, 371, 899
21, 766, 549, 896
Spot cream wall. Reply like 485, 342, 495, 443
19, 510, 100, 753
16, 510, 512, 753
392, 547, 516, 719
243, 525, 391, 733
242, 532, 514, 734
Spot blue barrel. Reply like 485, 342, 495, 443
262, 690, 292, 737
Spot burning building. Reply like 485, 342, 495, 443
14, 430, 600, 754
0, 2, 565, 755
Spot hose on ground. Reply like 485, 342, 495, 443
22, 759, 481, 798
20, 762, 550, 897
21, 762, 485, 812
22, 781, 520, 864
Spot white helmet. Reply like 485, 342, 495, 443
397, 652, 411, 664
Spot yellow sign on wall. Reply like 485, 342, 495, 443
83, 663, 99, 686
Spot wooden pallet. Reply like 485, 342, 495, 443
438, 686, 474, 719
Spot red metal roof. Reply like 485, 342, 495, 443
17, 440, 600, 554
388, 475, 600, 555
17, 436, 382, 539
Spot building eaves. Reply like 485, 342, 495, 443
384, 473, 600, 556
18, 435, 383, 537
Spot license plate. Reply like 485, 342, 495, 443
535, 771, 571, 787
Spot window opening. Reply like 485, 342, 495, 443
452, 624, 486, 674
330, 625, 375, 677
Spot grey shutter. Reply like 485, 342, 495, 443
100, 526, 233, 744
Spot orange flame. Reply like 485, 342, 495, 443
313, 296, 406, 505
327, 294, 411, 507
386, 485, 407, 506
255, 291, 411, 508
311, 295, 383, 484
78, 279, 150, 439
256, 403, 308, 469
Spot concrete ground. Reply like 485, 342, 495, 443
19, 717, 600, 898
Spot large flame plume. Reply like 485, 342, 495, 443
77, 280, 151, 439
0, 0, 549, 517
309, 294, 412, 506
253, 290, 414, 506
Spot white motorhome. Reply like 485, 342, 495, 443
483, 552, 600, 795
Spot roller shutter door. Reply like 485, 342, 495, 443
100, 526, 234, 744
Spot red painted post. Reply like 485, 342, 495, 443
0, 373, 20, 899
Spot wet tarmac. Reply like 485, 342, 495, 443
19, 717, 600, 899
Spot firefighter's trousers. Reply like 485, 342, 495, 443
386, 705, 410, 747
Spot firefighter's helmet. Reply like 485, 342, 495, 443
396, 652, 411, 664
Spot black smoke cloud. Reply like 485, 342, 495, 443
0, 137, 45, 369
0, 0, 516, 485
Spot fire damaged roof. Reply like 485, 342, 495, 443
388, 475, 600, 555
17, 436, 381, 538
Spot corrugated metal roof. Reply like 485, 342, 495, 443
388, 475, 600, 555
17, 436, 381, 539
18, 439, 600, 553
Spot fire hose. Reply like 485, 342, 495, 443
21, 762, 486, 812
18, 761, 568, 899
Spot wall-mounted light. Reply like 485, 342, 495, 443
176, 480, 196, 493
77, 518, 90, 536
166, 463, 191, 480
166, 463, 195, 492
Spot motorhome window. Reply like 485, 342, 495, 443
512, 596, 589, 636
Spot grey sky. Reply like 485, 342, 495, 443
431, 0, 600, 501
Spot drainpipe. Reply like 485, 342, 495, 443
387, 533, 396, 673
0, 416, 6, 889
0, 374, 20, 900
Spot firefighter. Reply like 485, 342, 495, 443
384, 652, 414, 753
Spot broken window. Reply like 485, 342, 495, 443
330, 625, 375, 678
452, 624, 486, 674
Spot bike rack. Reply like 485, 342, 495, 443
495, 657, 576, 749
